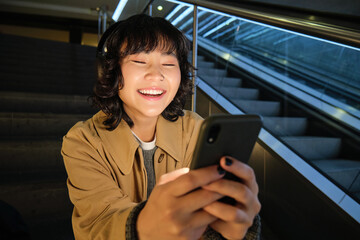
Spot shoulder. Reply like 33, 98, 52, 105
62, 111, 107, 152
177, 111, 204, 167
179, 110, 204, 146
182, 110, 203, 121
181, 110, 203, 133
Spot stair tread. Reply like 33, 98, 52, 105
312, 159, 360, 191
0, 112, 91, 119
0, 180, 72, 221
263, 117, 308, 136
0, 112, 90, 138
198, 68, 227, 77
282, 136, 341, 141
0, 92, 95, 114
218, 86, 258, 92
233, 99, 281, 116
0, 91, 89, 100
282, 136, 342, 160
219, 87, 259, 100
312, 159, 360, 172
0, 139, 64, 171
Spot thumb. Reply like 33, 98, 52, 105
158, 168, 190, 185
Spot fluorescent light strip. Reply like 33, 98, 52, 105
242, 28, 271, 41
165, 4, 185, 20
112, 0, 128, 21
198, 6, 360, 52
234, 26, 263, 41
171, 6, 194, 26
165, 0, 193, 7
179, 11, 206, 30
203, 17, 236, 38
274, 34, 297, 45
199, 15, 223, 35
212, 25, 238, 40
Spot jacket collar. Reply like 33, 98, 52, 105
155, 115, 182, 162
92, 111, 182, 175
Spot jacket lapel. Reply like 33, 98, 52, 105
93, 111, 140, 175
156, 115, 182, 162
92, 111, 183, 174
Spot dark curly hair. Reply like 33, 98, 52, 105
91, 14, 193, 130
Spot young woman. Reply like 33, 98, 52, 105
62, 14, 261, 240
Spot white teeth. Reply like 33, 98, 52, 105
139, 89, 164, 95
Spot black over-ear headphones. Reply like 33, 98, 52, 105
96, 21, 123, 60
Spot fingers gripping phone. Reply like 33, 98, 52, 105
190, 114, 262, 204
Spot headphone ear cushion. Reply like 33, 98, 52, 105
96, 56, 105, 79
96, 21, 124, 80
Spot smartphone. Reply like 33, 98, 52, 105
190, 114, 262, 205
190, 114, 262, 172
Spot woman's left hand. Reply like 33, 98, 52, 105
202, 156, 261, 240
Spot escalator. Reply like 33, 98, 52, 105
193, 42, 360, 202
152, 0, 360, 238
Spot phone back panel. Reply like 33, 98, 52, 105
190, 114, 262, 169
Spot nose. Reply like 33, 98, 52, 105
145, 63, 164, 81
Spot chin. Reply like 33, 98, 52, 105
142, 109, 165, 118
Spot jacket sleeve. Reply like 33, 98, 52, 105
62, 124, 138, 240
202, 215, 261, 240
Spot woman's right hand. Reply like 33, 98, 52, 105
136, 165, 225, 240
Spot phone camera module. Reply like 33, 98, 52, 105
207, 124, 220, 144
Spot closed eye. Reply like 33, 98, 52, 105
163, 64, 176, 66
132, 60, 146, 64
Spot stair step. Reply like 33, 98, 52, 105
219, 86, 259, 100
27, 216, 74, 240
0, 92, 95, 114
197, 55, 206, 61
200, 76, 242, 87
0, 140, 63, 172
312, 159, 360, 192
281, 136, 341, 160
197, 60, 215, 68
188, 53, 205, 62
0, 170, 66, 184
233, 100, 281, 116
263, 117, 308, 136
0, 80, 94, 95
0, 70, 95, 81
0, 46, 95, 62
0, 180, 72, 221
0, 112, 90, 138
0, 50, 95, 64
197, 68, 227, 77
0, 62, 95, 76
353, 191, 360, 200
0, 34, 95, 55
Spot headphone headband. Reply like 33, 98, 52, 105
96, 21, 122, 58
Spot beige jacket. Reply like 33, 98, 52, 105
61, 110, 203, 239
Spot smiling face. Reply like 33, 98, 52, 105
119, 48, 181, 124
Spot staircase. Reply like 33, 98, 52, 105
0, 34, 96, 239
196, 54, 360, 201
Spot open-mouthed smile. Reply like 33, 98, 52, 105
138, 89, 165, 97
